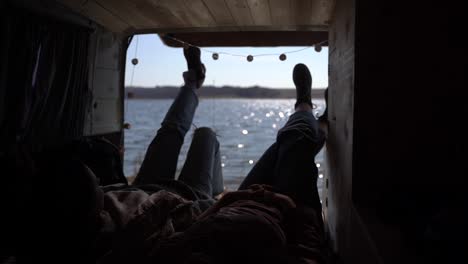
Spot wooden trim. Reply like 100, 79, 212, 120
158, 31, 328, 47
126, 24, 328, 36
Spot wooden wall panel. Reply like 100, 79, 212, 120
326, 0, 355, 256
84, 28, 123, 136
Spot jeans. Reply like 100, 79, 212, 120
133, 85, 224, 197
239, 111, 325, 210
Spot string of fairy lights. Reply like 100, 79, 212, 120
131, 34, 327, 66
126, 33, 327, 123
125, 35, 327, 177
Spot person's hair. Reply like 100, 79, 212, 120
72, 138, 127, 186
25, 151, 102, 263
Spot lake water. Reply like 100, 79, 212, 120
124, 98, 326, 196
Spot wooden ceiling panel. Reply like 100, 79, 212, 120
58, 0, 86, 10
138, 0, 185, 28
158, 0, 197, 27
58, 0, 334, 35
291, 0, 313, 25
225, 0, 254, 26
79, 1, 129, 32
202, 0, 236, 26
247, 0, 272, 25
317, 0, 334, 24
269, 0, 291, 25
182, 0, 216, 27
95, 0, 154, 28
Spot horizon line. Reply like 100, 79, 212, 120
126, 85, 327, 90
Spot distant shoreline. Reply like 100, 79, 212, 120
126, 86, 326, 99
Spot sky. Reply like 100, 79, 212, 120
125, 34, 328, 89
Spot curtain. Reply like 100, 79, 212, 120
0, 8, 91, 150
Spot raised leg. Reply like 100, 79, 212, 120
133, 47, 206, 185
272, 110, 324, 209
239, 63, 326, 209
238, 143, 277, 190
178, 127, 224, 197
133, 86, 198, 185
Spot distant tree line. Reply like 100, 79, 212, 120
126, 85, 326, 99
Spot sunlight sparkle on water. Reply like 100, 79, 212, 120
123, 99, 327, 193
316, 163, 321, 168
272, 124, 277, 128
242, 129, 248, 135
319, 174, 324, 178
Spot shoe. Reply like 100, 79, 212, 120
183, 46, 205, 87
293, 63, 312, 108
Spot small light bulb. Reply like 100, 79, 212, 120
314, 44, 322, 52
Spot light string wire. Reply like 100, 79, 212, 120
158, 34, 325, 135
129, 35, 139, 86
125, 35, 139, 123
162, 35, 328, 59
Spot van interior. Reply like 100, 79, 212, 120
1, 0, 466, 263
